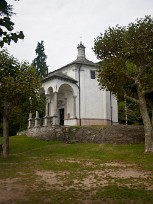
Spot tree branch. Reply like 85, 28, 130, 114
136, 65, 147, 81
143, 88, 153, 95
124, 94, 139, 104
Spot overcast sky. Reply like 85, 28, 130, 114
6, 0, 153, 72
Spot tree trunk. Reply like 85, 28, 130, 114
151, 104, 153, 127
138, 91, 153, 152
2, 102, 10, 159
124, 99, 128, 125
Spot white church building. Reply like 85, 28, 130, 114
31, 42, 118, 127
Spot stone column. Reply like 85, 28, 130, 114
29, 112, 32, 119
44, 95, 49, 126
72, 96, 77, 118
64, 98, 67, 119
48, 95, 52, 117
34, 111, 40, 127
45, 98, 49, 117
54, 92, 58, 116
53, 92, 58, 125
49, 101, 51, 116
28, 112, 32, 128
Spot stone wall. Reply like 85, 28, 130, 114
18, 125, 145, 144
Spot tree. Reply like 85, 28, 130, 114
93, 16, 153, 153
32, 41, 48, 78
0, 50, 41, 158
118, 100, 143, 125
0, 0, 24, 47
0, 88, 46, 138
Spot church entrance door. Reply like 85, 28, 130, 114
59, 108, 64, 125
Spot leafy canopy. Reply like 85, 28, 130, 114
0, 0, 24, 47
93, 15, 153, 101
0, 49, 41, 113
93, 16, 153, 153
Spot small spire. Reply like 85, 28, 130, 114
77, 41, 85, 49
80, 36, 82, 44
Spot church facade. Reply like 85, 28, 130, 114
29, 42, 118, 128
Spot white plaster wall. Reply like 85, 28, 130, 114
105, 91, 118, 123
64, 119, 78, 126
75, 92, 79, 119
66, 92, 72, 118
112, 95, 118, 122
61, 65, 76, 79
106, 91, 111, 120
42, 78, 57, 93
79, 65, 107, 119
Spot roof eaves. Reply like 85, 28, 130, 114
47, 59, 96, 76
42, 74, 78, 84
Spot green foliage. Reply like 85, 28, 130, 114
93, 15, 153, 100
36, 92, 46, 118
9, 104, 29, 134
0, 114, 2, 137
32, 41, 48, 78
0, 93, 46, 136
0, 67, 45, 135
0, 0, 24, 47
93, 16, 153, 152
0, 49, 43, 157
125, 60, 136, 76
0, 50, 41, 109
118, 100, 143, 125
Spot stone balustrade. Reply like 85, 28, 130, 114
28, 111, 54, 128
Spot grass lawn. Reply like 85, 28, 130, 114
0, 135, 153, 204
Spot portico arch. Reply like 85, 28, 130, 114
58, 84, 75, 125
41, 72, 79, 126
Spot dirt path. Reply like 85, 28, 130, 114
0, 160, 153, 204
